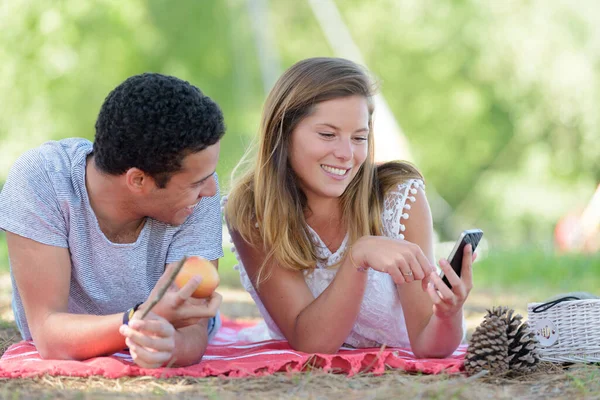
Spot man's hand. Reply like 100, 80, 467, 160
143, 262, 222, 328
119, 311, 175, 369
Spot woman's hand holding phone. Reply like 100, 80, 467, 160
426, 244, 477, 319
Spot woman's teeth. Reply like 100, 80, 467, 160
321, 165, 348, 176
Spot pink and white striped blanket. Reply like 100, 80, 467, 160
0, 318, 467, 378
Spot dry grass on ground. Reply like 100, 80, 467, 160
1, 364, 599, 400
0, 279, 599, 399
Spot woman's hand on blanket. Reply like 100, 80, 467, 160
352, 236, 435, 290
144, 265, 223, 328
120, 312, 176, 369
426, 244, 476, 319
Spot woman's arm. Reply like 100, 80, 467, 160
396, 188, 473, 358
230, 229, 368, 353
230, 226, 434, 354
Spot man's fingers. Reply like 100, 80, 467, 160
175, 275, 203, 304
128, 318, 175, 338
124, 330, 174, 354
128, 342, 172, 369
204, 292, 223, 315
121, 321, 175, 351
175, 317, 203, 327
120, 318, 176, 369
175, 292, 223, 320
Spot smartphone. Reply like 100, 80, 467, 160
440, 229, 483, 289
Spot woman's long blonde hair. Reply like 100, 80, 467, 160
226, 57, 422, 283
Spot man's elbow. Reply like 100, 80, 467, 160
36, 342, 78, 361
34, 333, 95, 361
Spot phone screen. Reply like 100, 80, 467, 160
440, 229, 483, 289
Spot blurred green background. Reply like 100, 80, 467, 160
1, 0, 599, 297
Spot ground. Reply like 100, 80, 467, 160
0, 276, 599, 399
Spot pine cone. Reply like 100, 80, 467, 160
465, 314, 509, 376
487, 306, 540, 373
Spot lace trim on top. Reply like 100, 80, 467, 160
381, 179, 425, 240
306, 225, 349, 270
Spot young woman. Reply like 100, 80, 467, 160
225, 57, 475, 358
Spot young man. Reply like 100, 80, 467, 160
0, 73, 226, 368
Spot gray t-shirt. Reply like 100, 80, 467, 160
0, 138, 223, 340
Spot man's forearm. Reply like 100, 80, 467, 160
171, 320, 210, 367
37, 313, 211, 367
35, 312, 126, 360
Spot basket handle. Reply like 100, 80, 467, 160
532, 296, 581, 313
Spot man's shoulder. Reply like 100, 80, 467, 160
0, 139, 93, 246
2, 138, 93, 209
11, 138, 92, 176
39, 138, 92, 172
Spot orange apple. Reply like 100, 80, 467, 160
174, 256, 220, 298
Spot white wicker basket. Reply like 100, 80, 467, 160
527, 299, 600, 363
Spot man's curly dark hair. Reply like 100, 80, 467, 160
93, 73, 225, 188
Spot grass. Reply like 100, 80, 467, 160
0, 364, 599, 399
472, 248, 600, 300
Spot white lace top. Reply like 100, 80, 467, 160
223, 179, 425, 348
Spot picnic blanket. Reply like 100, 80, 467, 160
0, 318, 467, 378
